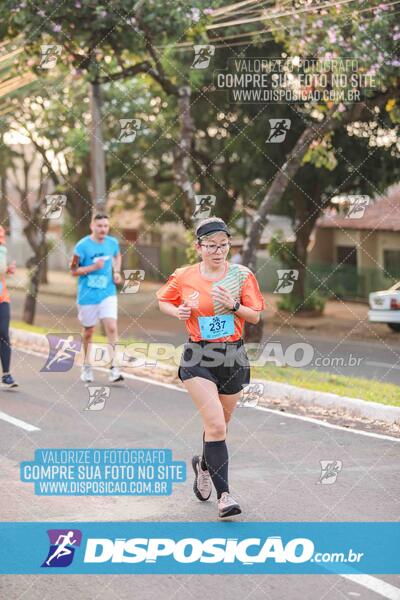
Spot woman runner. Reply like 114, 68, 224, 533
156, 217, 265, 518
0, 226, 17, 388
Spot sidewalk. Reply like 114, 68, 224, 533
7, 268, 160, 299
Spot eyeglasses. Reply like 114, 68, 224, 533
200, 242, 230, 254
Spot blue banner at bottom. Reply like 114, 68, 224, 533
0, 522, 398, 574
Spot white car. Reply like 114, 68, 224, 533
368, 282, 400, 332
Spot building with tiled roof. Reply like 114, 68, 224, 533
309, 187, 400, 280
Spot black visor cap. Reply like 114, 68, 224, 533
196, 221, 230, 239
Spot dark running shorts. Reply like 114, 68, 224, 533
178, 339, 250, 395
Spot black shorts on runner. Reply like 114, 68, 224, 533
178, 339, 250, 395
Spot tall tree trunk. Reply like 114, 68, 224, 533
240, 90, 394, 274
292, 192, 320, 307
22, 182, 49, 324
23, 253, 44, 324
240, 90, 395, 341
23, 225, 48, 325
40, 244, 49, 284
242, 107, 338, 341
216, 177, 238, 225
173, 86, 196, 227
0, 176, 10, 231
70, 194, 92, 241
242, 123, 320, 341
241, 121, 331, 272
90, 80, 106, 212
67, 158, 93, 241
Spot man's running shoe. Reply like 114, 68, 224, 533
81, 364, 94, 383
192, 455, 212, 501
2, 374, 18, 388
218, 492, 242, 518
109, 366, 124, 383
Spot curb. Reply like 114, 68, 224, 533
11, 328, 49, 351
10, 327, 400, 425
252, 378, 400, 425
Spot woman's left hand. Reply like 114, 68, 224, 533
211, 285, 236, 310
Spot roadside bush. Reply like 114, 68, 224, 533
277, 290, 326, 315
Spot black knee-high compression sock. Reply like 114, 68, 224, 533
203, 439, 229, 499
202, 426, 229, 471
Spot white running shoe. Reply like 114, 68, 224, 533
109, 366, 124, 383
218, 492, 242, 518
192, 455, 212, 501
81, 364, 94, 383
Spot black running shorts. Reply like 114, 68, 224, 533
178, 339, 250, 395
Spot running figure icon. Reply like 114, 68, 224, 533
266, 118, 291, 143
45, 531, 77, 566
44, 335, 79, 371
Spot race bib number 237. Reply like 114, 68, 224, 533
198, 314, 235, 340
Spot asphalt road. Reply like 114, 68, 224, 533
9, 289, 400, 386
0, 349, 399, 599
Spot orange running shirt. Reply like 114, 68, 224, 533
0, 276, 10, 303
156, 262, 265, 342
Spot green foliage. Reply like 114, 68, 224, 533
185, 229, 198, 265
268, 231, 295, 267
303, 136, 338, 171
0, 1, 218, 81
277, 290, 326, 315
277, 1, 399, 99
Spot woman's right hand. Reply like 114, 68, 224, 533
177, 301, 192, 320
7, 261, 16, 275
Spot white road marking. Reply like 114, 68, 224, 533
253, 405, 400, 443
0, 411, 40, 432
342, 574, 400, 599
13, 347, 400, 442
366, 360, 400, 371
